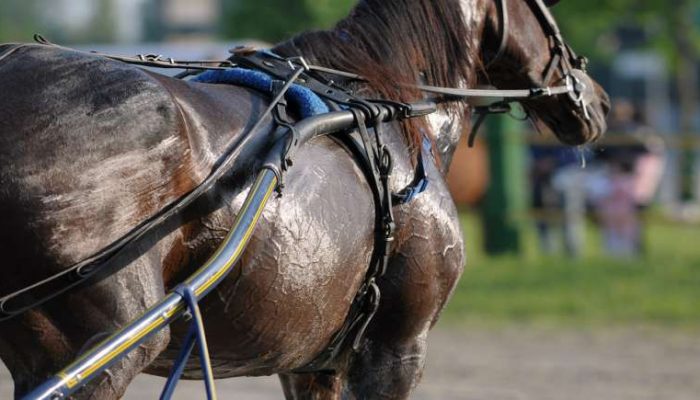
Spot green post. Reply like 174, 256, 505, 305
679, 135, 695, 202
481, 115, 526, 255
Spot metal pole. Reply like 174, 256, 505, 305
481, 115, 526, 255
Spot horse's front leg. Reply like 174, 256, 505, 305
345, 186, 465, 399
279, 184, 464, 399
278, 372, 345, 399
0, 243, 171, 399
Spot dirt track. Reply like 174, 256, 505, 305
2, 327, 699, 399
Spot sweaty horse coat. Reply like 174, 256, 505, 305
0, 0, 608, 398
0, 43, 463, 396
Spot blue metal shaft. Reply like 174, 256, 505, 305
160, 324, 197, 400
160, 286, 217, 400
182, 286, 217, 400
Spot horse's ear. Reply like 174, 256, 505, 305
544, 0, 561, 6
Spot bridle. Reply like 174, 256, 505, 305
415, 0, 594, 126
484, 0, 509, 69
407, 0, 595, 145
519, 0, 593, 116
490, 0, 592, 106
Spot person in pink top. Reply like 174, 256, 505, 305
593, 99, 665, 257
596, 159, 640, 257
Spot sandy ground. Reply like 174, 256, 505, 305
2, 326, 699, 399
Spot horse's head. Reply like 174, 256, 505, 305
477, 0, 610, 145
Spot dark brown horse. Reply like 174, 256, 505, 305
0, 0, 608, 398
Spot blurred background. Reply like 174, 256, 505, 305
1, 0, 699, 399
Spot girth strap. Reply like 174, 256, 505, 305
295, 109, 396, 371
485, 0, 509, 68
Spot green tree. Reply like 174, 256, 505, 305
220, 0, 354, 43
554, 0, 700, 65
0, 1, 42, 42
0, 0, 115, 44
307, 0, 356, 28
84, 0, 116, 44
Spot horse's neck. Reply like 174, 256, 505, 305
428, 108, 468, 175
430, 0, 486, 173
274, 0, 487, 175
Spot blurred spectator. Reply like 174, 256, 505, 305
531, 155, 560, 254
553, 163, 588, 258
529, 99, 666, 259
608, 99, 642, 134
530, 145, 585, 257
632, 134, 665, 207
591, 158, 640, 257
590, 99, 665, 257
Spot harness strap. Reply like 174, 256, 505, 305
485, 0, 509, 68
541, 51, 562, 87
406, 83, 572, 100
294, 110, 393, 371
0, 43, 27, 63
527, 0, 566, 44
393, 135, 432, 204
468, 101, 514, 147
269, 79, 300, 191
33, 34, 233, 71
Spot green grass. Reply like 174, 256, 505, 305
441, 212, 700, 329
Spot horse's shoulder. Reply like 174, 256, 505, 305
145, 71, 274, 161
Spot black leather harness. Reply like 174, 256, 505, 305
0, 0, 594, 369
231, 52, 429, 368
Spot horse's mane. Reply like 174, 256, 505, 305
273, 0, 475, 154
